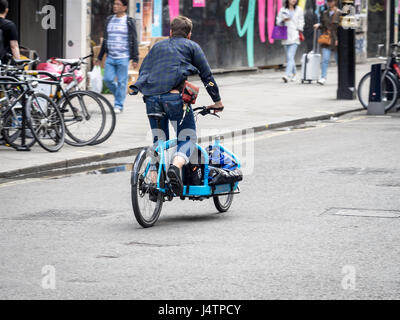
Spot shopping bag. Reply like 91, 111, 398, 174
271, 26, 288, 40
88, 66, 103, 94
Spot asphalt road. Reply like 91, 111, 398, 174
1, 112, 400, 300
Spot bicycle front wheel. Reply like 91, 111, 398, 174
213, 193, 234, 213
357, 71, 399, 111
60, 91, 106, 147
131, 148, 163, 228
26, 92, 65, 153
2, 108, 36, 150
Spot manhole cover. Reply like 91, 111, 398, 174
323, 167, 395, 175
324, 208, 400, 219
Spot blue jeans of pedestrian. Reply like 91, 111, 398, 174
321, 48, 338, 79
145, 93, 197, 165
284, 44, 299, 77
104, 57, 130, 110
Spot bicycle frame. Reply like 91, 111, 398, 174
143, 136, 241, 198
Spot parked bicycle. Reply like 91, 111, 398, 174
1, 54, 116, 150
0, 59, 65, 152
130, 106, 243, 228
26, 55, 107, 147
358, 43, 400, 112
30, 55, 116, 146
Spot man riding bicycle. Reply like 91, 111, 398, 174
132, 16, 224, 197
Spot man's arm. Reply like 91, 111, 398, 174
7, 22, 20, 60
96, 40, 106, 65
96, 17, 111, 65
10, 40, 20, 60
191, 43, 223, 110
129, 18, 139, 68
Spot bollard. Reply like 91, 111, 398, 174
367, 64, 385, 115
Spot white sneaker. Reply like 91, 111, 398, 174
282, 75, 289, 83
317, 78, 326, 85
114, 108, 121, 114
290, 75, 297, 82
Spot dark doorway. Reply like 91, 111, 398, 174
7, 0, 64, 61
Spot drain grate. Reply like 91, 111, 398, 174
124, 241, 180, 248
324, 208, 400, 219
377, 182, 400, 188
4, 209, 112, 221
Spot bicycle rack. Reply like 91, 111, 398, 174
367, 64, 385, 115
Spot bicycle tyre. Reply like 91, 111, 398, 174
26, 92, 65, 153
86, 91, 116, 146
131, 148, 163, 228
357, 70, 399, 111
60, 91, 106, 147
213, 193, 234, 213
2, 109, 36, 150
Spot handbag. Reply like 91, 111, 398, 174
299, 31, 305, 42
271, 25, 288, 40
318, 31, 331, 46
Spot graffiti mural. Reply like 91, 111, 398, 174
169, 0, 180, 21
225, 0, 257, 66
162, 0, 321, 68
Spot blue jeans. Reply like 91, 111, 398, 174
321, 48, 338, 79
104, 57, 130, 110
284, 44, 299, 77
145, 93, 197, 164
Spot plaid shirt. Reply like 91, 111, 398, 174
135, 37, 221, 102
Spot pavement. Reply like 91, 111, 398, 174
0, 60, 378, 179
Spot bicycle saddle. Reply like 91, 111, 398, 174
147, 113, 166, 120
55, 58, 80, 66
13, 59, 34, 66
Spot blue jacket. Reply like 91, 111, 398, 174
134, 37, 221, 102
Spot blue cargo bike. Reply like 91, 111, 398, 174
130, 106, 243, 228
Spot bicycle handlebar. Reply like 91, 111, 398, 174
193, 106, 224, 118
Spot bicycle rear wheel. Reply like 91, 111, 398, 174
357, 71, 399, 111
131, 148, 163, 228
86, 91, 116, 146
26, 92, 65, 152
60, 91, 106, 147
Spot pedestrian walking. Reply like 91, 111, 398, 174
96, 0, 139, 114
276, 0, 305, 83
131, 16, 224, 198
314, 0, 341, 85
0, 0, 20, 63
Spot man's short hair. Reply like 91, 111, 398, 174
0, 0, 8, 14
114, 0, 129, 7
171, 16, 193, 38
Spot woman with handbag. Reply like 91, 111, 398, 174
313, 0, 341, 85
276, 0, 305, 83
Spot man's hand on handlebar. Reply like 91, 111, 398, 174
208, 101, 224, 113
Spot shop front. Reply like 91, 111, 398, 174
7, 0, 64, 61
